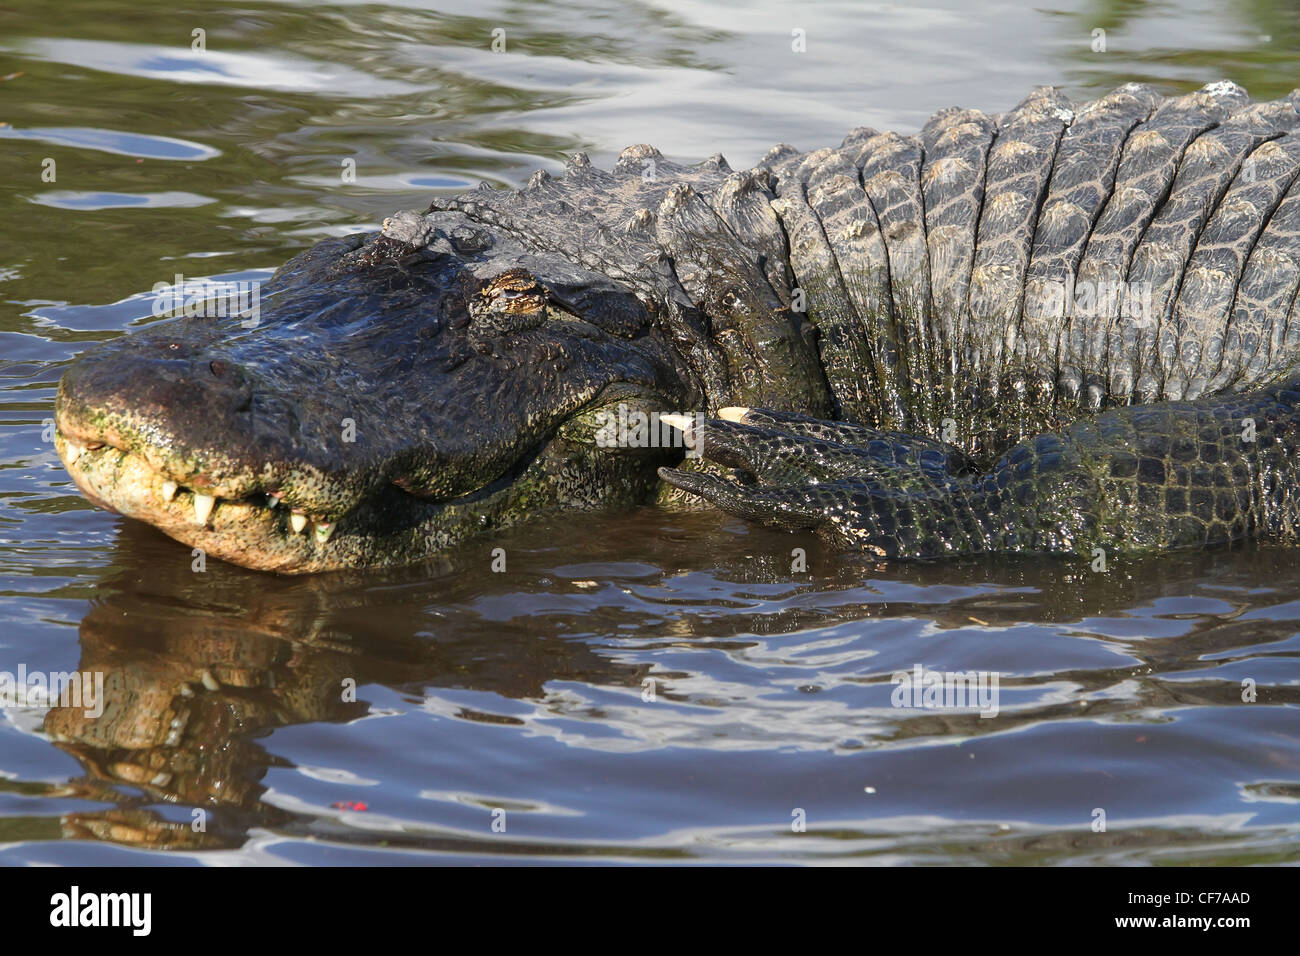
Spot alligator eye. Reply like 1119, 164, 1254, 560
469, 269, 550, 330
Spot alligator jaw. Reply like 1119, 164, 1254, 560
54, 379, 683, 572
54, 430, 507, 573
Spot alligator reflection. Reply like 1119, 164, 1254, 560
42, 514, 1300, 851
43, 521, 649, 850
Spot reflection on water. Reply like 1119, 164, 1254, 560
1, 0, 1299, 863
8, 516, 1298, 863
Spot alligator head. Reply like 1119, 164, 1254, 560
56, 211, 708, 572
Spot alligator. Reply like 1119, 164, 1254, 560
55, 81, 1300, 572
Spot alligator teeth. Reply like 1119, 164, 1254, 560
659, 413, 695, 432
193, 493, 215, 525
161, 480, 178, 502
718, 406, 750, 423
313, 521, 335, 544
290, 512, 308, 534
65, 441, 84, 465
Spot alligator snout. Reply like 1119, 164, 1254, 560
62, 339, 255, 434
58, 335, 264, 499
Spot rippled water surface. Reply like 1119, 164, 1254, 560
2, 0, 1299, 864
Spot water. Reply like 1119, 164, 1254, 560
1, 0, 1298, 864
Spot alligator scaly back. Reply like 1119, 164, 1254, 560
428, 80, 1300, 461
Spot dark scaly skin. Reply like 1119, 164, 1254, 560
1182, 130, 1300, 394
853, 130, 934, 430
660, 376, 1300, 558
919, 103, 997, 440
1127, 101, 1300, 402
1065, 85, 1247, 411
798, 145, 897, 425
54, 81, 1300, 571
1231, 161, 1300, 389
966, 87, 1074, 420
1018, 84, 1162, 421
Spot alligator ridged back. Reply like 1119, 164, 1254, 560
766, 81, 1300, 456
429, 81, 1300, 460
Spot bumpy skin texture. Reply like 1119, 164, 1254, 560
54, 81, 1300, 571
661, 378, 1300, 558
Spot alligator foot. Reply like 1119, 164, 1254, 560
659, 405, 986, 557
660, 384, 1300, 559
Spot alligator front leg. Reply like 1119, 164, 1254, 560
660, 380, 1300, 558
665, 407, 974, 491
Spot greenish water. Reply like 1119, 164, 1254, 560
1, 0, 1298, 864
